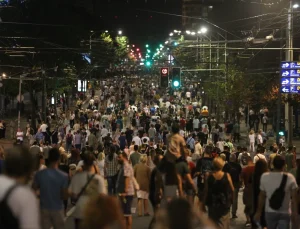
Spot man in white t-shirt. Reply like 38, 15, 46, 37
0, 147, 40, 229
193, 118, 200, 131
40, 121, 48, 133
254, 155, 298, 228
132, 135, 142, 146
253, 147, 267, 163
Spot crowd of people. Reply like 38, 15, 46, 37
0, 80, 299, 229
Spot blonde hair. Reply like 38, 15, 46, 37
213, 157, 225, 171
219, 153, 226, 162
140, 154, 148, 164
249, 130, 254, 135
98, 152, 105, 161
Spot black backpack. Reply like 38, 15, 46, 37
269, 174, 288, 210
0, 185, 20, 229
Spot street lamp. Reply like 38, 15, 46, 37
186, 30, 191, 34
118, 30, 122, 35
293, 3, 299, 8
200, 27, 208, 34
169, 33, 174, 36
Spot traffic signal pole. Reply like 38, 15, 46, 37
285, 0, 294, 146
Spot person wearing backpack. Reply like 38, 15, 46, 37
254, 155, 298, 229
204, 157, 234, 229
0, 146, 39, 229
238, 147, 251, 168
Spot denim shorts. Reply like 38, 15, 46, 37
120, 195, 134, 216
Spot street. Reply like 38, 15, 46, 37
65, 193, 246, 229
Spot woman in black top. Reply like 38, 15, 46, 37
205, 157, 234, 229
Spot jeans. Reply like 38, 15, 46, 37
231, 185, 239, 216
65, 143, 72, 152
107, 175, 117, 195
265, 212, 290, 229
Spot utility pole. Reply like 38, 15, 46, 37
285, 0, 294, 146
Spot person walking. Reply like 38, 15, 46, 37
33, 148, 69, 229
254, 155, 298, 229
134, 155, 151, 217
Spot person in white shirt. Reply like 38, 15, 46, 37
100, 125, 109, 139
132, 135, 142, 146
16, 128, 24, 143
193, 118, 200, 131
69, 154, 106, 228
254, 155, 298, 229
257, 130, 263, 145
253, 147, 267, 163
248, 130, 255, 152
0, 147, 40, 229
40, 121, 48, 133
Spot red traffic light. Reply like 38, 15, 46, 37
161, 67, 169, 76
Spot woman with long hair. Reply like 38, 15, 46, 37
252, 159, 268, 229
83, 194, 125, 229
249, 130, 255, 153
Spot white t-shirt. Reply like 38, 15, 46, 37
260, 172, 298, 213
257, 134, 263, 144
186, 92, 191, 98
0, 176, 40, 229
253, 153, 267, 163
132, 136, 142, 146
141, 136, 150, 144
69, 171, 107, 219
16, 131, 24, 141
40, 124, 48, 132
193, 119, 200, 129
249, 134, 255, 143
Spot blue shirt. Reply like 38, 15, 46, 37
34, 168, 68, 210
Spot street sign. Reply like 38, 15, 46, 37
281, 77, 300, 85
281, 86, 300, 93
281, 69, 300, 77
281, 61, 300, 69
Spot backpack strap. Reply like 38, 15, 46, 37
279, 174, 288, 190
2, 184, 19, 203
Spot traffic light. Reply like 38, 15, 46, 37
160, 67, 169, 88
146, 61, 151, 67
171, 67, 181, 89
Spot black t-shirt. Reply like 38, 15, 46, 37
221, 151, 231, 162
125, 129, 133, 140
223, 162, 242, 184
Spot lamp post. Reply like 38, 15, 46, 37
285, 1, 297, 146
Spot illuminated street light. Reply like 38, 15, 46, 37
293, 3, 299, 8
200, 27, 208, 33
118, 30, 122, 35
105, 30, 108, 33
174, 30, 178, 33
169, 33, 174, 36
191, 32, 196, 35
186, 30, 191, 34
197, 31, 202, 34
165, 41, 169, 44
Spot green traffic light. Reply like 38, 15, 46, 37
146, 44, 149, 48
173, 80, 180, 87
146, 61, 151, 66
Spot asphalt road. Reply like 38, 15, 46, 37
65, 193, 246, 229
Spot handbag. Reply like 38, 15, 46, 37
132, 177, 140, 191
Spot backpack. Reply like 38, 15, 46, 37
0, 185, 20, 229
241, 152, 248, 166
269, 174, 288, 210
66, 134, 73, 144
206, 173, 232, 213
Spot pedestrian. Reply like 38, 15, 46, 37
116, 152, 135, 229
254, 155, 298, 229
223, 154, 242, 219
33, 148, 69, 229
105, 145, 119, 195
251, 159, 268, 229
249, 130, 255, 153
69, 153, 107, 229
204, 157, 234, 229
0, 146, 40, 229
134, 154, 151, 217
